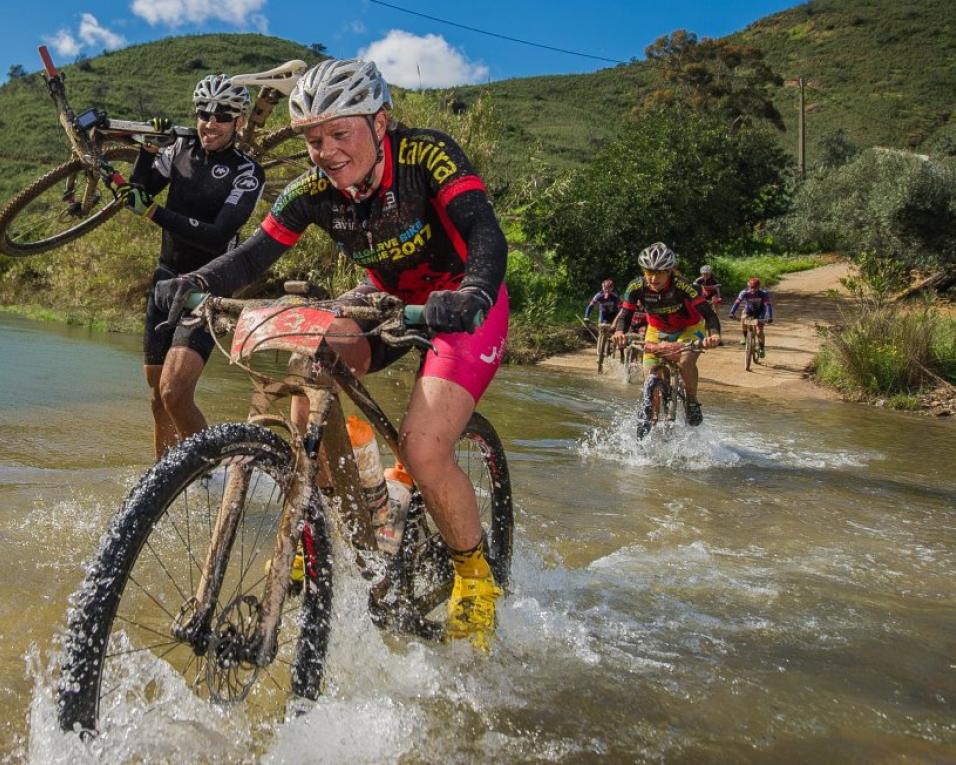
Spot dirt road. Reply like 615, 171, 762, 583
540, 262, 852, 401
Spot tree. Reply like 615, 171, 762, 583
639, 30, 784, 131
7, 64, 25, 80
309, 43, 327, 57
523, 107, 789, 287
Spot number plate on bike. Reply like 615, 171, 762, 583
231, 305, 335, 361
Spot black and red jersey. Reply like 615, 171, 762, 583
617, 275, 707, 333
214, 124, 506, 305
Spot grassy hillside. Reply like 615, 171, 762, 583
0, 34, 318, 199
0, 0, 953, 202
450, 0, 955, 176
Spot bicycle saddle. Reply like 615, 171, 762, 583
232, 60, 308, 95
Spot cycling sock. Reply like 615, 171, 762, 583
449, 539, 491, 579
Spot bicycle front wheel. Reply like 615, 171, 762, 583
57, 423, 333, 734
0, 145, 138, 257
597, 331, 609, 373
396, 412, 514, 632
744, 327, 754, 371
252, 126, 311, 203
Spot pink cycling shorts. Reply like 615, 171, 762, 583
420, 284, 509, 403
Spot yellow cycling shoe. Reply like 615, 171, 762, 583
446, 572, 503, 652
264, 547, 306, 594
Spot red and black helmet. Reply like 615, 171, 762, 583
747, 276, 761, 289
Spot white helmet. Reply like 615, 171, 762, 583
638, 242, 677, 271
289, 59, 392, 131
192, 74, 251, 117
700, 265, 713, 274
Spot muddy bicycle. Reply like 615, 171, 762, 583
57, 290, 514, 734
635, 340, 703, 438
596, 322, 619, 374
0, 47, 310, 257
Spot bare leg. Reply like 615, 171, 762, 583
158, 347, 207, 450
399, 376, 480, 552
145, 364, 178, 459
678, 352, 699, 398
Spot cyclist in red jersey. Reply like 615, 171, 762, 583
612, 243, 720, 425
153, 59, 509, 650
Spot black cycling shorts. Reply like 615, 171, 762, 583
143, 265, 215, 366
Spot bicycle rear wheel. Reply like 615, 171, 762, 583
57, 423, 333, 734
392, 413, 514, 635
252, 126, 311, 203
0, 145, 138, 257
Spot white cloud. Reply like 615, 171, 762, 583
131, 0, 269, 30
359, 30, 488, 89
48, 30, 82, 59
45, 14, 125, 58
79, 13, 126, 50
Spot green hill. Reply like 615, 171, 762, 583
0, 0, 953, 203
451, 0, 955, 176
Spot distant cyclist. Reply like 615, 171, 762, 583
694, 265, 722, 338
119, 74, 265, 458
584, 279, 621, 326
729, 277, 773, 358
612, 243, 720, 426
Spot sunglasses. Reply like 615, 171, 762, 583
642, 268, 670, 277
195, 110, 236, 124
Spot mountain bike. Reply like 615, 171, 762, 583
596, 322, 614, 374
622, 331, 645, 385
742, 317, 761, 371
56, 289, 514, 734
635, 340, 702, 438
0, 47, 310, 257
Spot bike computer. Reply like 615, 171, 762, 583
74, 108, 107, 131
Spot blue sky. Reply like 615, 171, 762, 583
4, 0, 801, 87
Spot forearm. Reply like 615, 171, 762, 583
614, 308, 634, 333
194, 227, 290, 295
447, 193, 507, 303
151, 204, 250, 255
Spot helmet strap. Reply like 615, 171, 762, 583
347, 113, 385, 201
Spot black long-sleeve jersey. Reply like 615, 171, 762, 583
131, 137, 265, 274
194, 124, 508, 305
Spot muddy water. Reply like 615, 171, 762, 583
1, 314, 954, 762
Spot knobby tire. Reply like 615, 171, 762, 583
0, 145, 139, 257
57, 423, 333, 734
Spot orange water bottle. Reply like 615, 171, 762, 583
376, 462, 414, 555
346, 416, 388, 525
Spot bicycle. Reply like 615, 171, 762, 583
56, 288, 514, 734
635, 340, 703, 438
741, 316, 762, 371
0, 47, 310, 257
622, 331, 645, 385
596, 322, 615, 374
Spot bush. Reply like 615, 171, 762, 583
780, 148, 956, 273
522, 106, 790, 287
814, 300, 956, 396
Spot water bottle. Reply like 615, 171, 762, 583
345, 416, 388, 524
376, 463, 414, 555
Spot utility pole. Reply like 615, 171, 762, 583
797, 76, 806, 177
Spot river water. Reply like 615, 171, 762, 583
0, 313, 954, 763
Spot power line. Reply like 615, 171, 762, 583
368, 0, 626, 65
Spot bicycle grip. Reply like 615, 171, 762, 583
402, 305, 485, 331
185, 292, 207, 310
38, 46, 58, 79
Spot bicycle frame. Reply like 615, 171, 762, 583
175, 296, 442, 671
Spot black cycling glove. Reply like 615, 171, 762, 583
153, 272, 208, 313
424, 287, 492, 335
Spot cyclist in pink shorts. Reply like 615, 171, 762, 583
154, 58, 509, 649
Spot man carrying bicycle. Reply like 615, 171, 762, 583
119, 74, 265, 458
612, 243, 720, 425
584, 279, 620, 326
153, 59, 508, 650
729, 277, 773, 358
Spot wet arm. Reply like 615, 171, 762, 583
193, 227, 290, 295
445, 191, 507, 304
